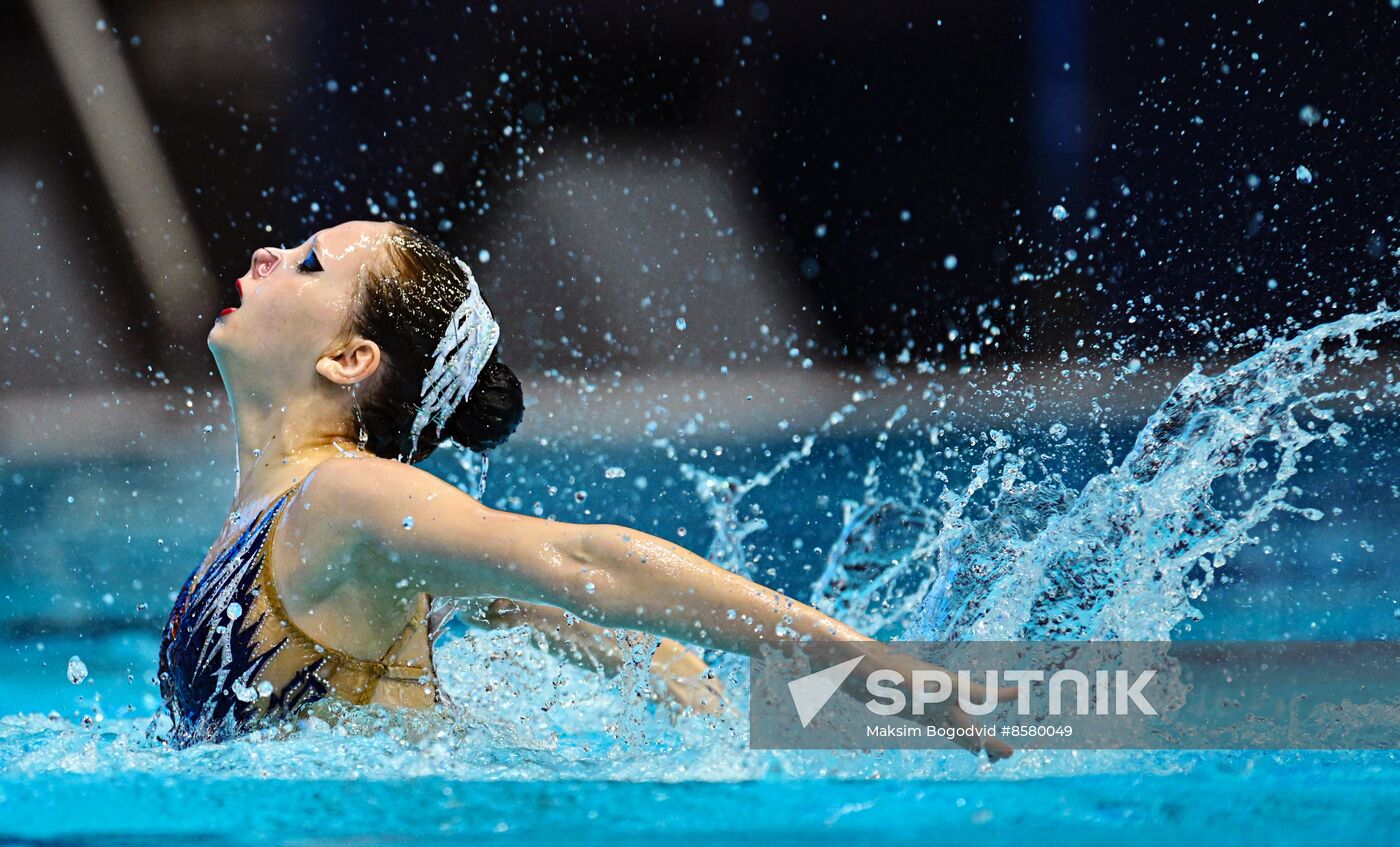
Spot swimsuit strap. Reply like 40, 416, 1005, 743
258, 482, 434, 678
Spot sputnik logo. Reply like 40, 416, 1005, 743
787, 655, 864, 727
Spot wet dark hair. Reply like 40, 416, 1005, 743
343, 222, 524, 464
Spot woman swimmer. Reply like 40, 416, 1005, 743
157, 219, 1013, 760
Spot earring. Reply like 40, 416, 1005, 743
350, 383, 368, 450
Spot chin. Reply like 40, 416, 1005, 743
207, 320, 229, 350
206, 317, 246, 359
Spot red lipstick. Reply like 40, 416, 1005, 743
219, 307, 237, 317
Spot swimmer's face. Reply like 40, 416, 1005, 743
209, 219, 395, 386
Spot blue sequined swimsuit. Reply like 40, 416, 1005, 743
157, 483, 447, 748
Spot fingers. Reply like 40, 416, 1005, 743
984, 737, 1015, 761
940, 704, 1015, 762
692, 680, 727, 715
661, 673, 728, 718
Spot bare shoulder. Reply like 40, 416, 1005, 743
298, 455, 489, 539
283, 457, 636, 603
302, 455, 480, 502
287, 454, 535, 600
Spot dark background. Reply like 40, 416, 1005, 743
1, 0, 1396, 392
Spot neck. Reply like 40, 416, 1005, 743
228, 383, 364, 508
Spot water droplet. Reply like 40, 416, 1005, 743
604, 466, 626, 479
226, 602, 242, 620
1051, 204, 1069, 221
1298, 104, 1321, 126
403, 516, 415, 529
257, 680, 274, 697
1296, 165, 1314, 184
232, 679, 257, 702
584, 581, 596, 593
67, 655, 88, 684
675, 316, 687, 331
943, 254, 958, 271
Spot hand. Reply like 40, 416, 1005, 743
650, 641, 727, 719
861, 645, 1018, 762
939, 697, 1015, 762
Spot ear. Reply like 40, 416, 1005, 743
316, 336, 382, 386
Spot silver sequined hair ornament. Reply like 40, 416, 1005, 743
402, 257, 501, 462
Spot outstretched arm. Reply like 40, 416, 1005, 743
309, 457, 1011, 759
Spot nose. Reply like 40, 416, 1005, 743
250, 247, 280, 280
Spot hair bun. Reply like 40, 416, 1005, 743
344, 222, 525, 464
442, 352, 524, 453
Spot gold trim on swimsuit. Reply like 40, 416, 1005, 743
254, 481, 443, 708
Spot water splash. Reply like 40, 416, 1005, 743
455, 445, 491, 499
805, 403, 957, 638
667, 390, 871, 580
4, 307, 1398, 786
799, 305, 1400, 643
923, 305, 1397, 640
672, 433, 817, 579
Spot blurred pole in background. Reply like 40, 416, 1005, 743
27, 0, 215, 365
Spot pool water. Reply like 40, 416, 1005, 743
4, 752, 1398, 844
3, 307, 1400, 843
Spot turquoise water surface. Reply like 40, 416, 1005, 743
3, 308, 1399, 843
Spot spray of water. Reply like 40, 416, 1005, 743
6, 306, 1398, 783
792, 306, 1400, 644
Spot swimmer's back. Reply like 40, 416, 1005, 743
157, 476, 447, 747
